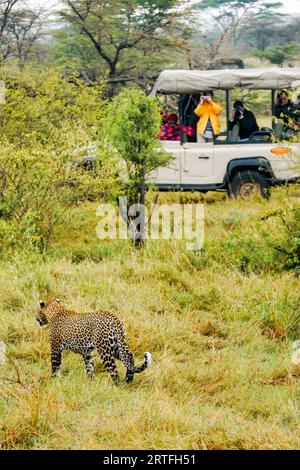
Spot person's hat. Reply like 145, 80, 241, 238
168, 113, 178, 123
233, 100, 244, 109
277, 89, 289, 98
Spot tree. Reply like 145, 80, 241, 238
104, 88, 170, 245
239, 9, 285, 51
52, 25, 103, 80
59, 0, 190, 83
191, 0, 282, 64
238, 9, 300, 54
0, 0, 18, 61
0, 69, 119, 252
0, 0, 46, 66
251, 43, 300, 66
5, 7, 46, 66
281, 208, 300, 274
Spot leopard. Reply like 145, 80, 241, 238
36, 298, 152, 384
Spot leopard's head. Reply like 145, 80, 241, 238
36, 298, 61, 326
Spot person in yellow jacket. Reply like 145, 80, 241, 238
194, 91, 223, 142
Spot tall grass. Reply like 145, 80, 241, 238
0, 186, 300, 449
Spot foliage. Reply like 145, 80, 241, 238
239, 9, 287, 51
51, 26, 104, 79
0, 140, 121, 254
1, 0, 300, 90
0, 67, 104, 148
0, 69, 120, 253
1, 0, 300, 452
251, 43, 300, 66
59, 0, 190, 83
280, 208, 300, 274
0, 0, 45, 65
104, 88, 168, 200
1, 187, 300, 449
103, 87, 170, 243
191, 0, 283, 64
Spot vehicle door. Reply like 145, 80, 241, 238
181, 142, 214, 184
152, 141, 182, 184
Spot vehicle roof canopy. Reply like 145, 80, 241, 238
150, 68, 300, 95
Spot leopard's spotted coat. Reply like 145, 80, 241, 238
36, 299, 151, 384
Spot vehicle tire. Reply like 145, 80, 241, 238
227, 170, 270, 199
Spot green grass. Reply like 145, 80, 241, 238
0, 185, 300, 450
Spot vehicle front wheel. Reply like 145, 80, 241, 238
227, 170, 270, 199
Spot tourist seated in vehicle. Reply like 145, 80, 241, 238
275, 90, 296, 122
158, 113, 195, 141
229, 100, 259, 141
179, 94, 200, 142
274, 90, 300, 139
160, 112, 168, 125
194, 91, 223, 143
293, 94, 300, 111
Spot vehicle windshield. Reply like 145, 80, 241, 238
158, 89, 300, 144
154, 69, 300, 144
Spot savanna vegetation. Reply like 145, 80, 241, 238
0, 188, 300, 450
0, 0, 300, 451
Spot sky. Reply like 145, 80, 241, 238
34, 0, 300, 13
279, 0, 300, 13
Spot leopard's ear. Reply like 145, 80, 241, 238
54, 298, 60, 304
39, 300, 46, 308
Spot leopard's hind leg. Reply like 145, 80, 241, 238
113, 328, 146, 383
125, 351, 135, 383
82, 350, 95, 379
96, 339, 120, 385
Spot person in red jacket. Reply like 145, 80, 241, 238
159, 113, 194, 141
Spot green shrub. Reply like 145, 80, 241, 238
103, 87, 170, 244
0, 68, 103, 149
0, 69, 120, 253
280, 208, 300, 274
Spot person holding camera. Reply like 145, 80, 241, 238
274, 90, 300, 139
294, 94, 300, 111
229, 100, 259, 140
275, 90, 299, 125
194, 91, 223, 143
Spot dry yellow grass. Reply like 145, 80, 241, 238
0, 185, 300, 450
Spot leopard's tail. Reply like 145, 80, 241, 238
125, 352, 152, 383
114, 328, 152, 382
132, 352, 152, 373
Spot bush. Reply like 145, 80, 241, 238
0, 68, 103, 149
280, 208, 300, 274
103, 87, 170, 244
0, 69, 120, 254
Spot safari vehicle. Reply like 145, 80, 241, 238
150, 68, 300, 198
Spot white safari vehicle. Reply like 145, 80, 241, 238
150, 68, 300, 198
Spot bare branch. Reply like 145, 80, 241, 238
0, 1, 47, 64
60, 0, 188, 78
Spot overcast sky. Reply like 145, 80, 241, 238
279, 0, 300, 13
34, 0, 300, 14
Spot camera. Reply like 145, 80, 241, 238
234, 106, 244, 119
201, 94, 210, 102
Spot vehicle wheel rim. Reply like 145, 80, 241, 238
238, 181, 261, 198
